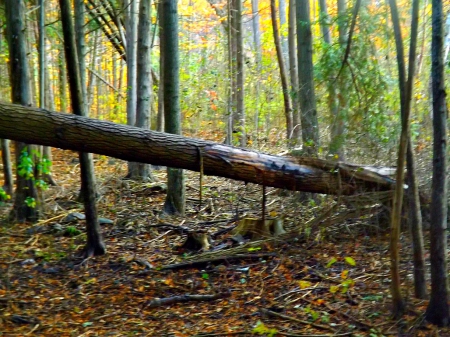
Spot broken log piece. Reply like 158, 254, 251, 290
232, 217, 286, 240
0, 102, 396, 195
179, 230, 212, 251
146, 291, 231, 308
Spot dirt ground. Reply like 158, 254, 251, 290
0, 148, 449, 336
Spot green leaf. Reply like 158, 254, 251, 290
344, 257, 356, 266
82, 322, 93, 327
202, 273, 209, 280
329, 285, 339, 294
326, 257, 337, 268
248, 247, 261, 252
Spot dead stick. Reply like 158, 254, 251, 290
147, 291, 230, 308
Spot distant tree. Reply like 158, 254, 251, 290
288, 0, 300, 142
161, 0, 186, 215
278, 0, 288, 65
270, 0, 292, 140
426, 0, 449, 326
156, 0, 165, 132
235, 0, 245, 147
132, 0, 154, 181
124, 0, 138, 178
318, 0, 340, 158
5, 0, 41, 222
297, 0, 319, 155
328, 0, 348, 160
59, 0, 105, 256
251, 0, 262, 136
37, 0, 57, 186
388, 0, 423, 317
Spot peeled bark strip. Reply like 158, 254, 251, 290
0, 102, 396, 195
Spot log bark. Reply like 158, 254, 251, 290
0, 102, 396, 195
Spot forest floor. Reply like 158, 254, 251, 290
0, 147, 449, 337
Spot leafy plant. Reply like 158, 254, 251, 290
25, 197, 36, 208
252, 320, 278, 337
18, 149, 52, 192
64, 226, 82, 237
327, 257, 356, 294
0, 188, 10, 203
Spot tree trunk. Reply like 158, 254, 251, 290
156, 1, 165, 132
38, 0, 57, 186
1, 139, 13, 196
318, 0, 341, 159
235, 0, 245, 147
0, 102, 398, 196
59, 0, 105, 257
132, 0, 154, 181
251, 0, 262, 137
59, 47, 67, 112
124, 0, 138, 176
288, 0, 300, 142
426, 0, 449, 326
74, 0, 87, 111
5, 0, 41, 223
161, 0, 186, 215
388, 0, 423, 316
296, 0, 319, 156
279, 0, 288, 66
270, 0, 292, 140
406, 0, 426, 300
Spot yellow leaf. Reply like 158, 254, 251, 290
341, 270, 349, 279
329, 285, 339, 294
299, 280, 312, 289
344, 257, 356, 266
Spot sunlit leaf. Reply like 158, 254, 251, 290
298, 280, 312, 289
341, 270, 349, 279
345, 257, 356, 266
326, 257, 337, 268
329, 285, 339, 294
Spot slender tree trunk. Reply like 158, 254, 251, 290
270, 0, 292, 140
87, 29, 99, 111
125, 0, 139, 176
426, 0, 449, 325
279, 0, 288, 65
75, 0, 87, 110
331, 0, 348, 160
226, 0, 235, 145
133, 0, 154, 181
318, 0, 341, 159
156, 1, 164, 132
297, 0, 319, 155
5, 0, 41, 223
59, 0, 105, 257
406, 0, 426, 300
1, 139, 13, 196
388, 0, 422, 316
38, 0, 57, 186
59, 47, 67, 112
251, 0, 262, 137
0, 11, 12, 196
235, 0, 245, 147
288, 0, 300, 142
161, 0, 185, 215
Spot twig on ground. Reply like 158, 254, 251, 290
146, 291, 231, 308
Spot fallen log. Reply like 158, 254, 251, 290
0, 101, 396, 195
